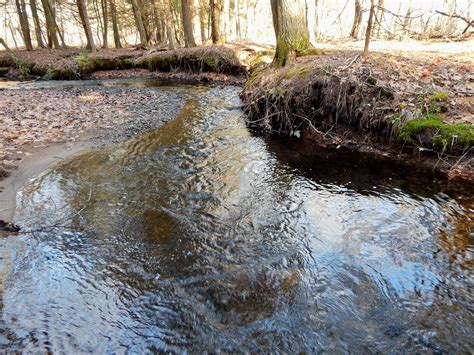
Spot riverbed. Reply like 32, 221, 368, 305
0, 80, 472, 352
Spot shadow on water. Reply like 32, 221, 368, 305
0, 82, 472, 353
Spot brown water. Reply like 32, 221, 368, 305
1, 83, 472, 352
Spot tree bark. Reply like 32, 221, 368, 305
233, 0, 240, 39
375, 0, 384, 37
76, 0, 97, 50
222, 0, 229, 42
101, 0, 109, 48
192, 0, 202, 44
210, 0, 223, 43
41, 0, 65, 48
0, 38, 13, 53
130, 0, 148, 47
363, 0, 375, 56
15, 0, 33, 50
109, 0, 122, 48
181, 0, 197, 47
350, 0, 362, 39
30, 0, 46, 48
199, 0, 207, 42
271, 0, 312, 67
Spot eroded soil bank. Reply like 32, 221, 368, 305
0, 45, 260, 80
241, 49, 473, 182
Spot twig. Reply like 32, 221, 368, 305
341, 54, 361, 72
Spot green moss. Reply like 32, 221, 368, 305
274, 37, 290, 68
319, 64, 332, 74
291, 35, 311, 56
74, 50, 94, 71
245, 66, 267, 88
284, 65, 312, 79
399, 114, 474, 148
269, 86, 286, 99
18, 61, 31, 75
203, 56, 219, 70
429, 91, 449, 102
428, 104, 442, 114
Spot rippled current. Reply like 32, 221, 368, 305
1, 83, 472, 352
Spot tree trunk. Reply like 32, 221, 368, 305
109, 0, 122, 48
166, 23, 177, 49
41, 0, 55, 48
192, 0, 202, 44
77, 0, 96, 50
234, 0, 240, 39
0, 38, 13, 53
181, 0, 196, 47
101, 0, 109, 48
151, 0, 164, 44
350, 0, 362, 39
210, 0, 223, 43
271, 0, 312, 67
42, 0, 65, 48
222, 0, 229, 42
130, 0, 148, 47
15, 0, 33, 50
30, 0, 46, 48
363, 0, 375, 56
199, 0, 207, 42
375, 0, 384, 37
137, 0, 152, 43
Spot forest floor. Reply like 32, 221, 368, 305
0, 40, 472, 199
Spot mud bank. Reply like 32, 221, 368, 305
241, 51, 473, 182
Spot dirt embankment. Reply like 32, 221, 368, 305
241, 50, 473, 181
0, 45, 257, 81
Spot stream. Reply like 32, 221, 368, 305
0, 81, 472, 352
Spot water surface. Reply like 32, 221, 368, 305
1, 83, 472, 353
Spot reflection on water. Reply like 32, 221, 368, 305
0, 84, 472, 353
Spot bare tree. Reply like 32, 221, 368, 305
181, 0, 197, 47
210, 0, 223, 43
130, 0, 148, 47
363, 0, 375, 56
15, 0, 33, 50
375, 0, 384, 37
101, 0, 108, 48
350, 0, 362, 39
41, 0, 60, 48
30, 0, 46, 48
109, 0, 122, 48
77, 0, 97, 50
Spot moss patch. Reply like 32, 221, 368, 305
429, 91, 449, 102
284, 66, 312, 79
399, 114, 474, 148
136, 46, 247, 75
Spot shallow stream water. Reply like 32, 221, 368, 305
1, 81, 472, 352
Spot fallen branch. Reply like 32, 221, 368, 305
0, 37, 12, 53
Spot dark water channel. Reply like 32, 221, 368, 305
1, 82, 472, 352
